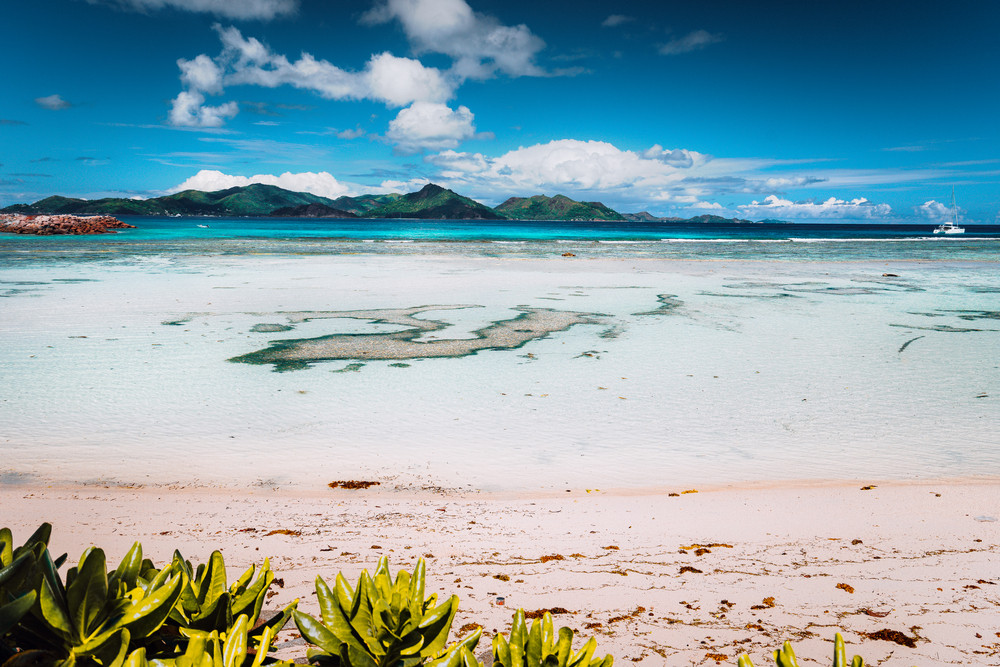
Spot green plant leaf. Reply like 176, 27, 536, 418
113, 543, 143, 591
0, 590, 37, 636
82, 627, 130, 667
24, 523, 53, 551
68, 547, 109, 640
567, 638, 596, 667
525, 618, 542, 667
197, 552, 228, 608
416, 596, 457, 657
40, 573, 75, 641
231, 567, 271, 624
118, 572, 183, 638
222, 614, 249, 667
249, 598, 298, 645
0, 527, 13, 567
191, 591, 233, 633
554, 627, 572, 667
294, 610, 345, 656
124, 648, 149, 667
0, 550, 34, 589
316, 576, 338, 629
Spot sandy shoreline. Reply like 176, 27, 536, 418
3, 479, 997, 666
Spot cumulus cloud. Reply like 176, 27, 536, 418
167, 25, 454, 127
172, 169, 352, 198
366, 52, 453, 106
642, 145, 709, 169
35, 94, 73, 110
86, 0, 297, 20
916, 199, 958, 222
168, 91, 238, 127
601, 14, 634, 27
738, 195, 892, 219
659, 29, 723, 55
386, 102, 477, 153
425, 139, 711, 194
361, 0, 546, 80
178, 54, 224, 94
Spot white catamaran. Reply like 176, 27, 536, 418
933, 187, 965, 234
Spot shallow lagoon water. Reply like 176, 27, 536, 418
1, 219, 998, 491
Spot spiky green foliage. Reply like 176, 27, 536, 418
0, 525, 295, 667
162, 550, 297, 653
737, 633, 865, 667
292, 557, 472, 667
492, 610, 611, 667
9, 542, 184, 667
123, 613, 292, 667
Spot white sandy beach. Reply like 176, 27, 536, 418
2, 252, 998, 665
3, 480, 998, 666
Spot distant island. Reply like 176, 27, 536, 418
1, 183, 774, 223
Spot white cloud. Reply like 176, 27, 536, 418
361, 0, 546, 80
366, 52, 453, 106
601, 14, 634, 27
88, 0, 297, 20
168, 91, 238, 127
167, 25, 454, 127
35, 94, 72, 110
659, 30, 723, 55
738, 195, 892, 219
380, 177, 431, 193
642, 145, 709, 168
178, 54, 224, 94
337, 127, 366, 139
386, 102, 476, 153
916, 199, 958, 222
427, 139, 704, 193
172, 169, 353, 198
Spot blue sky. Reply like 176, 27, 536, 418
2, 0, 999, 221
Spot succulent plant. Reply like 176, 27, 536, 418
123, 614, 292, 667
738, 633, 865, 667
6, 541, 184, 667
492, 610, 612, 667
163, 550, 297, 652
292, 557, 469, 667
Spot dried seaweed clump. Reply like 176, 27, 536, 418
329, 480, 381, 489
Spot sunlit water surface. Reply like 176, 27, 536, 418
1, 219, 998, 491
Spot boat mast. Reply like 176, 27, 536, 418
951, 186, 958, 225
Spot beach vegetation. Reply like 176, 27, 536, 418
737, 633, 864, 667
0, 525, 294, 667
492, 609, 612, 667
292, 557, 475, 667
1, 525, 902, 667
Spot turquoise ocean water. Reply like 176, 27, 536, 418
1, 218, 998, 491
2, 217, 999, 262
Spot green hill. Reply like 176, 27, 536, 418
495, 194, 625, 221
366, 184, 503, 219
269, 203, 358, 218
1, 184, 341, 217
